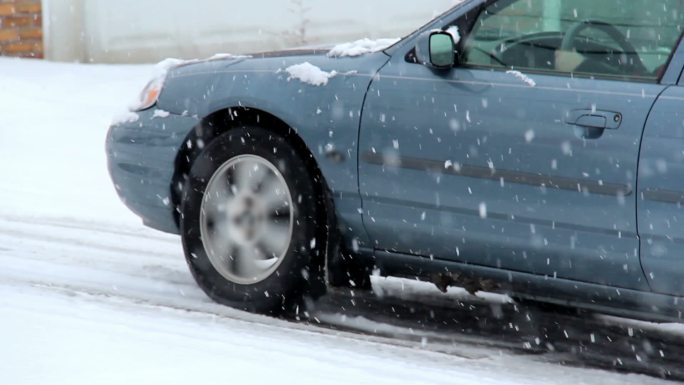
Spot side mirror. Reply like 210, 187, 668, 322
415, 31, 456, 69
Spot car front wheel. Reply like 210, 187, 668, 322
180, 126, 325, 315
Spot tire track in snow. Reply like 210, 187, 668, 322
1, 215, 683, 382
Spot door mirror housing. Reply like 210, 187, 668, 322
415, 31, 456, 69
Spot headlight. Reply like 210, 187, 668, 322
130, 75, 165, 112
129, 58, 186, 112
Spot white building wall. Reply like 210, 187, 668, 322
43, 0, 457, 63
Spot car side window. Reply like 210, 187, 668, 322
461, 0, 684, 82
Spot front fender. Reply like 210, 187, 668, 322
157, 52, 390, 249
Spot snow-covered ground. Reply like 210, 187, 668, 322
0, 58, 677, 384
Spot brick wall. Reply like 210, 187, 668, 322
0, 0, 42, 58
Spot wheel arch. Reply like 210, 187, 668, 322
171, 106, 338, 288
173, 106, 331, 215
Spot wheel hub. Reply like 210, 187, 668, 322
227, 195, 268, 245
199, 154, 294, 285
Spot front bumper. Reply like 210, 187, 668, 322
106, 109, 199, 234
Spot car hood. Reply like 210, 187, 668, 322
167, 48, 331, 76
157, 45, 394, 117
165, 42, 396, 80
250, 48, 332, 58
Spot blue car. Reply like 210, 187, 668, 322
107, 0, 684, 320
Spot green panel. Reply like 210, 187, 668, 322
430, 34, 455, 67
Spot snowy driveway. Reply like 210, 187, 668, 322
0, 58, 681, 384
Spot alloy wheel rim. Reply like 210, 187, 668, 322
199, 154, 294, 285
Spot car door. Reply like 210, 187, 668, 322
359, 0, 683, 290
638, 46, 684, 297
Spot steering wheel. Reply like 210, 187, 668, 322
560, 20, 646, 75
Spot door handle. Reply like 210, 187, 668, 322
575, 114, 607, 129
566, 109, 622, 129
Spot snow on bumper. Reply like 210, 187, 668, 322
106, 109, 199, 234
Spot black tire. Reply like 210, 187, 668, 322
180, 126, 326, 315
